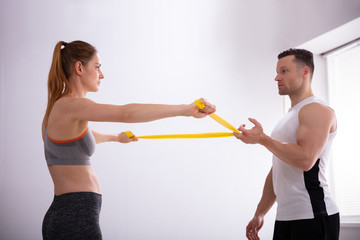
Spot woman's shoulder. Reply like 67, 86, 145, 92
53, 96, 95, 111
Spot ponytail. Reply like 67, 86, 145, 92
42, 41, 72, 129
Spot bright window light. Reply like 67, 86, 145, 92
326, 41, 360, 223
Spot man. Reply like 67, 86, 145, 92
234, 49, 339, 240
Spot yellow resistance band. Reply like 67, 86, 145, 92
124, 99, 240, 139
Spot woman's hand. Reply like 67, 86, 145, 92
187, 98, 216, 118
117, 132, 138, 143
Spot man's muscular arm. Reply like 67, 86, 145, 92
234, 103, 336, 171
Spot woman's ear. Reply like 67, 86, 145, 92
74, 61, 83, 75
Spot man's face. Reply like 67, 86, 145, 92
274, 55, 304, 96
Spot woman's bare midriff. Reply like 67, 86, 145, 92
48, 165, 101, 196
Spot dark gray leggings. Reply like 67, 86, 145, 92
42, 192, 102, 240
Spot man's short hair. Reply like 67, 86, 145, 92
278, 48, 314, 79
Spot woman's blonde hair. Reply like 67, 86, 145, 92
43, 40, 97, 129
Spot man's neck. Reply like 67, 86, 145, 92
289, 91, 314, 107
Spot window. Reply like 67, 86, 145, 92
325, 40, 360, 223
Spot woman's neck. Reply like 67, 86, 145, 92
68, 77, 87, 98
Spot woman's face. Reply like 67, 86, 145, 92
81, 54, 104, 92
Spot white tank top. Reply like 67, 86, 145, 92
271, 96, 338, 220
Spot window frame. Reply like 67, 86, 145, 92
324, 40, 360, 225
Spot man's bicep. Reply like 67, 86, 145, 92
297, 105, 333, 159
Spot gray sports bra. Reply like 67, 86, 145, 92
44, 127, 96, 165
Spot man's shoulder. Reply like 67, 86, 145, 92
299, 102, 335, 126
301, 101, 334, 115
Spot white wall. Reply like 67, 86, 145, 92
0, 1, 359, 239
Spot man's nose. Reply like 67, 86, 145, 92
274, 74, 280, 82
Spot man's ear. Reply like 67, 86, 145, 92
74, 61, 83, 75
303, 66, 310, 78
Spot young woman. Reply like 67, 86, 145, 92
42, 40, 216, 240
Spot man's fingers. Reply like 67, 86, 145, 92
238, 124, 246, 131
248, 118, 261, 127
246, 229, 258, 240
